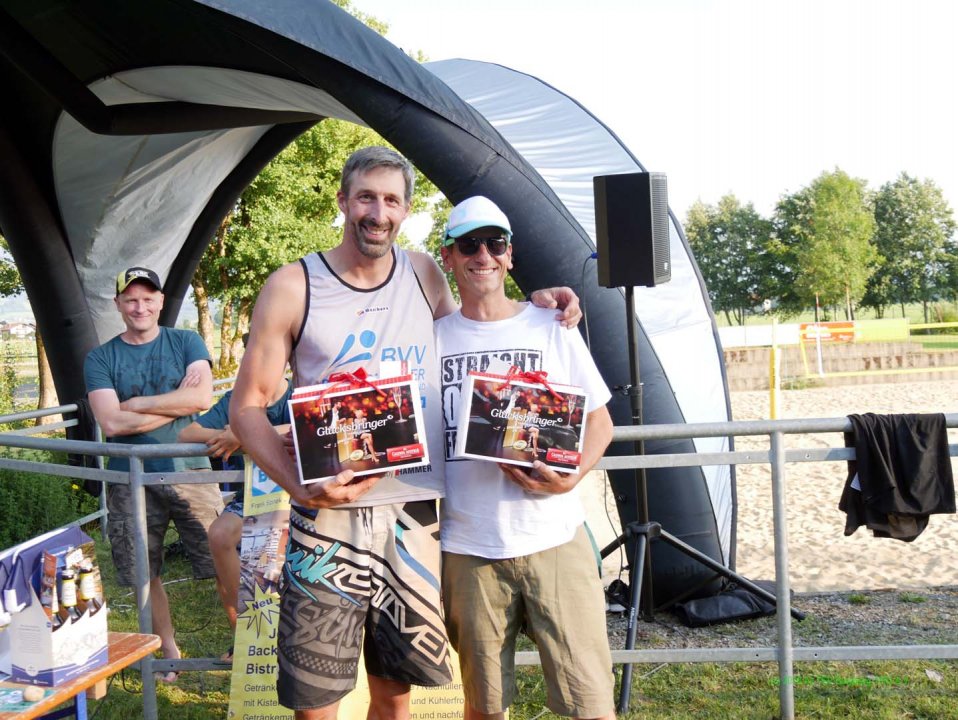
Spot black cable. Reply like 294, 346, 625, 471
580, 251, 628, 589
119, 575, 220, 634
118, 666, 140, 696
87, 674, 120, 718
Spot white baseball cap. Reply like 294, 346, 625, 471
443, 196, 513, 245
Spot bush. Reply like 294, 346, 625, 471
923, 303, 958, 334
0, 463, 100, 548
0, 338, 100, 547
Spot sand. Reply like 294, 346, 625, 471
581, 379, 958, 593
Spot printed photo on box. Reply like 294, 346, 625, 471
289, 377, 428, 485
455, 373, 588, 473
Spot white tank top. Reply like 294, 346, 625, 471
292, 248, 444, 507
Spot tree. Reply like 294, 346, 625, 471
0, 235, 57, 421
190, 0, 441, 376
423, 197, 455, 299
772, 169, 878, 319
193, 119, 439, 376
864, 173, 957, 321
684, 196, 773, 325
192, 119, 364, 375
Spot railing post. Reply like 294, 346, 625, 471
128, 456, 158, 720
770, 430, 795, 720
95, 423, 109, 538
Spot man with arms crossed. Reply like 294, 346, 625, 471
84, 267, 222, 683
230, 146, 580, 719
436, 196, 616, 719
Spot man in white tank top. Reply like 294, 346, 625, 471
231, 148, 582, 720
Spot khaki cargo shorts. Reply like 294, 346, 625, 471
442, 525, 615, 717
107, 479, 223, 585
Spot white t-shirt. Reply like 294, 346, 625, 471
435, 304, 612, 559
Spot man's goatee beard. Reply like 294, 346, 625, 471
356, 237, 392, 259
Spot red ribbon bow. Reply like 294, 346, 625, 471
292, 368, 389, 403
496, 366, 563, 401
325, 368, 389, 399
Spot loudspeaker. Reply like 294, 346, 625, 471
593, 172, 671, 288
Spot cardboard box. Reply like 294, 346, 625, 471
0, 622, 8, 680
289, 374, 429, 485
454, 371, 590, 473
1, 526, 108, 686
0, 525, 81, 678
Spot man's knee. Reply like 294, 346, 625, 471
208, 513, 242, 552
368, 676, 411, 720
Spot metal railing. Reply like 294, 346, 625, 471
0, 406, 956, 719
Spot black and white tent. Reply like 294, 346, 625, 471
0, 0, 734, 605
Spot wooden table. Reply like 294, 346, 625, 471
0, 632, 161, 720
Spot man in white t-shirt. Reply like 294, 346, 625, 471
435, 196, 616, 720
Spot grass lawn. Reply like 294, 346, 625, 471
87, 527, 233, 719
78, 525, 958, 720
715, 300, 958, 328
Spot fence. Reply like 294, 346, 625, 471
0, 406, 956, 719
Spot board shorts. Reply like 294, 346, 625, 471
277, 499, 453, 711
107, 478, 223, 586
442, 524, 615, 717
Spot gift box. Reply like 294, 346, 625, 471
1, 525, 108, 686
289, 370, 429, 485
454, 369, 590, 473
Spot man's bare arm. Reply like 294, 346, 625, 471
177, 422, 221, 445
178, 421, 290, 461
500, 405, 613, 495
120, 359, 213, 417
409, 251, 458, 320
88, 388, 178, 437
229, 264, 381, 507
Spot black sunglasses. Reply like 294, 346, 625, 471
452, 235, 510, 257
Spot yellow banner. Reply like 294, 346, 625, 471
227, 462, 292, 720
226, 461, 478, 718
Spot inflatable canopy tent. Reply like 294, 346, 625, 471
0, 0, 734, 606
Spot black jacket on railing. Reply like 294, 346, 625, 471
840, 412, 956, 541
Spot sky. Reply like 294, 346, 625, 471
354, 0, 958, 221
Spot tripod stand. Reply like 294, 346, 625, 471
599, 285, 804, 714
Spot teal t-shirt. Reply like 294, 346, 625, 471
83, 327, 213, 472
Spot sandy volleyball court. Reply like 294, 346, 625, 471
582, 379, 958, 593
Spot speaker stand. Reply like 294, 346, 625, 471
602, 286, 804, 714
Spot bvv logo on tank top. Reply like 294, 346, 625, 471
327, 329, 427, 375
326, 329, 429, 406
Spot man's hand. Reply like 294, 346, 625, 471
529, 287, 581, 328
206, 427, 242, 461
499, 461, 579, 495
290, 471, 385, 509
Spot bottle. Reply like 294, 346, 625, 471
57, 569, 81, 625
77, 560, 102, 614
39, 551, 59, 621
